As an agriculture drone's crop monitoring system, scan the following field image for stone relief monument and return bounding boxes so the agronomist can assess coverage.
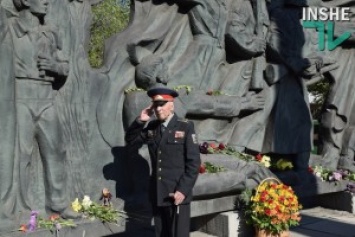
[0,0,353,233]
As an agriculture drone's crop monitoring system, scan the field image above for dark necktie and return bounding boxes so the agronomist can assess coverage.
[160,124,166,136]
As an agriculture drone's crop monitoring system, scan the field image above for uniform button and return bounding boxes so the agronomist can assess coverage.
[159,168,162,171]
[158,177,162,180]
[159,159,162,163]
[158,150,162,154]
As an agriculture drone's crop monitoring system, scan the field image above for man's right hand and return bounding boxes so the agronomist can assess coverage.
[139,105,154,122]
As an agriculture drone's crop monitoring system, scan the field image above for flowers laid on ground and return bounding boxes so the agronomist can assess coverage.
[241,178,302,235]
[37,214,76,232]
[124,87,144,94]
[19,211,76,233]
[173,84,193,94]
[310,165,355,182]
[346,183,355,193]
[71,192,124,223]
[199,142,254,161]
[206,89,227,96]
[199,142,273,168]
[255,153,271,168]
[124,85,193,95]
[199,162,226,174]
[19,211,38,233]
[18,189,125,233]
[273,158,293,171]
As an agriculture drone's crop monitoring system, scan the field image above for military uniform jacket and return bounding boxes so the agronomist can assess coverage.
[125,114,201,206]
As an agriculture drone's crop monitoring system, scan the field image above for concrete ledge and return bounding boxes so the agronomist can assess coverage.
[0,219,126,237]
[191,196,237,218]
[317,191,355,214]
[192,211,253,237]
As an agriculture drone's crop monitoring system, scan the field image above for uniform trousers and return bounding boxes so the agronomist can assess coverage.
[153,204,190,237]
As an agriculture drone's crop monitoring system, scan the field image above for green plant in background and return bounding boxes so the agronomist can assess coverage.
[89,0,130,67]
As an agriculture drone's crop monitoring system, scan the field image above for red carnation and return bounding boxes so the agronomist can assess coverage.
[255,153,263,161]
[218,143,226,150]
[49,214,60,221]
[265,209,271,216]
[199,164,206,174]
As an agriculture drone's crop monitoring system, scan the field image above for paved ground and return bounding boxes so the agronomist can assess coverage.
[190,207,355,237]
[289,207,355,237]
[111,207,355,237]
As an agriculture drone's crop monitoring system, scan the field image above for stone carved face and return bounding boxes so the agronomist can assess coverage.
[26,0,48,16]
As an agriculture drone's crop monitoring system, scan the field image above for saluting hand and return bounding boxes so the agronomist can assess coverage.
[139,105,154,122]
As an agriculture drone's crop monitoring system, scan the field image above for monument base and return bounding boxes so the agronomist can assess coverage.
[317,191,355,214]
[0,218,125,237]
[192,211,253,237]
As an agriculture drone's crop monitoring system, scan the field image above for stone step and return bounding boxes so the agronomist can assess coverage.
[190,231,218,237]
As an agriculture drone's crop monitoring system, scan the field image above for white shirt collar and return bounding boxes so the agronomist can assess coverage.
[162,113,174,127]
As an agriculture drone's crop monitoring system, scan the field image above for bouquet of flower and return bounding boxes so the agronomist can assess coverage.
[18,211,76,233]
[199,142,256,161]
[37,214,76,232]
[71,194,124,223]
[198,161,225,174]
[242,178,302,236]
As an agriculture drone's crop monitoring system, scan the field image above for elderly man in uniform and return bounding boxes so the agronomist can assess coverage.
[125,86,201,237]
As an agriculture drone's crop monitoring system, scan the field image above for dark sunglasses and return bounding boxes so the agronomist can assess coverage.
[153,101,168,107]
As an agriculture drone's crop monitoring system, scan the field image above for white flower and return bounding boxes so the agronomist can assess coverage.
[315,172,322,178]
[82,195,92,209]
[261,155,271,168]
[314,166,323,173]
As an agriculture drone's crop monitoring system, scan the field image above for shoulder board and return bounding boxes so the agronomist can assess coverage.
[177,118,189,123]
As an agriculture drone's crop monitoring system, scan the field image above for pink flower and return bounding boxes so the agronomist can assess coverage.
[28,211,39,232]
[332,171,342,181]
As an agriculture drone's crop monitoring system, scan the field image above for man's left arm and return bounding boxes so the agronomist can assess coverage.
[176,121,201,198]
